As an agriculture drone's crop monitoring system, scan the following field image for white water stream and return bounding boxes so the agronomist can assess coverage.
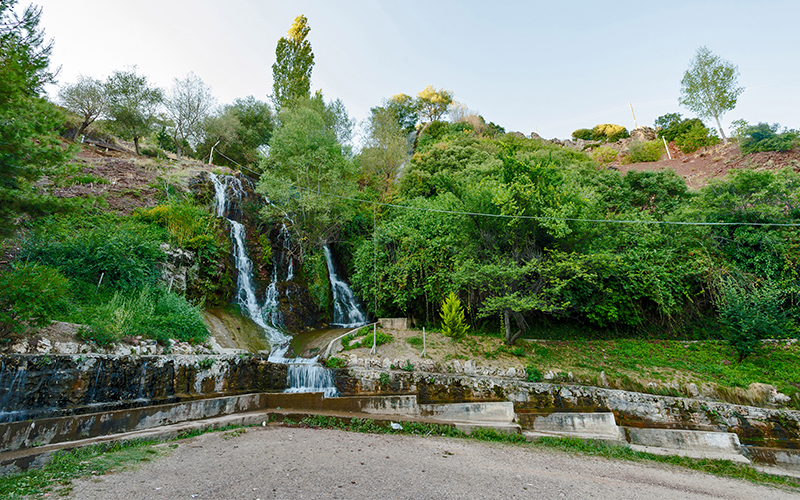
[210,173,337,396]
[323,245,368,328]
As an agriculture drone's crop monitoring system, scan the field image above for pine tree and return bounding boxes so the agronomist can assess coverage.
[440,292,469,355]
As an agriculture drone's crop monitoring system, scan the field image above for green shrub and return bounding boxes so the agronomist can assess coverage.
[740,122,799,154]
[0,262,70,339]
[82,286,208,345]
[440,292,469,353]
[572,128,594,141]
[675,122,720,153]
[141,145,166,158]
[134,197,219,252]
[622,140,664,164]
[592,146,618,164]
[716,276,788,362]
[22,216,165,291]
[525,364,543,382]
[342,330,393,350]
[324,357,346,369]
[592,124,629,143]
[406,335,423,346]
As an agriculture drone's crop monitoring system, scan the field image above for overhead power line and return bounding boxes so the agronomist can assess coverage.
[285,184,800,228]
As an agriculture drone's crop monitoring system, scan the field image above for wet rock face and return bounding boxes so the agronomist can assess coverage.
[0,354,287,423]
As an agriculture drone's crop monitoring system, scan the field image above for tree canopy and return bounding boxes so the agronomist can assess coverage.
[104,67,163,155]
[164,72,215,159]
[58,75,105,139]
[272,14,314,110]
[679,46,744,142]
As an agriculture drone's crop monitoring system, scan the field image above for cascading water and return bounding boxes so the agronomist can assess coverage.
[323,245,368,328]
[210,172,336,396]
[268,345,337,397]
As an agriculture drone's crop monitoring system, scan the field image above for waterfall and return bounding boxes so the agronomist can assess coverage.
[323,245,368,328]
[210,172,336,396]
[268,345,337,397]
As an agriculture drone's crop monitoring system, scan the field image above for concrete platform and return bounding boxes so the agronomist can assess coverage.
[527,412,622,440]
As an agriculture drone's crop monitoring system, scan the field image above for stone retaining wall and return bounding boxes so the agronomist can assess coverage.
[336,367,800,449]
[0,354,286,423]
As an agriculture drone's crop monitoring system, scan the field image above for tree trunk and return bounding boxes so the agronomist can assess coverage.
[74,121,89,141]
[504,310,526,346]
[133,137,140,155]
[714,114,728,143]
[176,142,183,160]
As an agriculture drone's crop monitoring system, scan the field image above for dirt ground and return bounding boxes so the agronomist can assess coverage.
[614,141,800,190]
[68,426,798,500]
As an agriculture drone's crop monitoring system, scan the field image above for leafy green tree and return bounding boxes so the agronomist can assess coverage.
[0,0,72,235]
[387,93,420,135]
[58,75,105,140]
[257,96,356,259]
[272,14,314,110]
[679,46,744,142]
[359,106,410,193]
[440,292,469,354]
[104,67,163,155]
[164,72,214,160]
[416,85,454,124]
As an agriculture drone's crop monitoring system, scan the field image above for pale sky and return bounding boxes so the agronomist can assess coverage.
[33,0,800,142]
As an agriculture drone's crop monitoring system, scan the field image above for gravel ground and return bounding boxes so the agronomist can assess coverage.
[69,426,797,500]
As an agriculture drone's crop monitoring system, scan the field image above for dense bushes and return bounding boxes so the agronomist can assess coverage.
[0,262,70,339]
[622,140,664,163]
[22,216,165,291]
[655,113,719,153]
[739,122,798,154]
[18,213,210,345]
[572,124,629,142]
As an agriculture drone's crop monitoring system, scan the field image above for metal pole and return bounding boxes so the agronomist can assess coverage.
[96,272,104,293]
[421,327,426,358]
[370,323,377,355]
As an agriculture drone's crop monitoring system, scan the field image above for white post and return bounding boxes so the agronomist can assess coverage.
[209,140,220,165]
[370,323,377,355]
[629,102,638,130]
[96,272,104,293]
[421,327,426,358]
[663,136,672,160]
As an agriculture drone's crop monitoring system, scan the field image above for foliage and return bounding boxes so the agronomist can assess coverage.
[164,72,214,159]
[82,285,208,345]
[592,146,618,164]
[679,46,744,142]
[197,96,274,167]
[440,292,469,350]
[572,128,594,141]
[104,66,164,155]
[716,275,789,362]
[359,105,410,193]
[0,261,69,339]
[257,95,356,256]
[739,122,799,154]
[621,140,664,164]
[304,250,331,315]
[0,0,73,235]
[386,93,419,135]
[416,85,454,124]
[341,327,392,350]
[655,114,720,153]
[272,14,314,110]
[591,123,629,142]
[324,356,346,369]
[21,215,166,291]
[58,75,105,139]
[525,364,543,382]
[675,121,720,153]
[134,196,219,252]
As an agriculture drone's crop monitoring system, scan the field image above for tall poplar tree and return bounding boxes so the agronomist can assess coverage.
[271,15,314,110]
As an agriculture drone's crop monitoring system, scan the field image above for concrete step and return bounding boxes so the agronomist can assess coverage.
[521,411,623,440]
[419,402,516,423]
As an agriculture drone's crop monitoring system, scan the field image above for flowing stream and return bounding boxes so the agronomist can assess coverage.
[210,173,337,396]
[323,245,368,328]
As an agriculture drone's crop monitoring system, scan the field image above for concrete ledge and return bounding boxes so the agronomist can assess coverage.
[745,446,800,471]
[378,318,409,330]
[629,444,751,465]
[625,427,742,453]
[526,412,622,440]
[419,402,515,423]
